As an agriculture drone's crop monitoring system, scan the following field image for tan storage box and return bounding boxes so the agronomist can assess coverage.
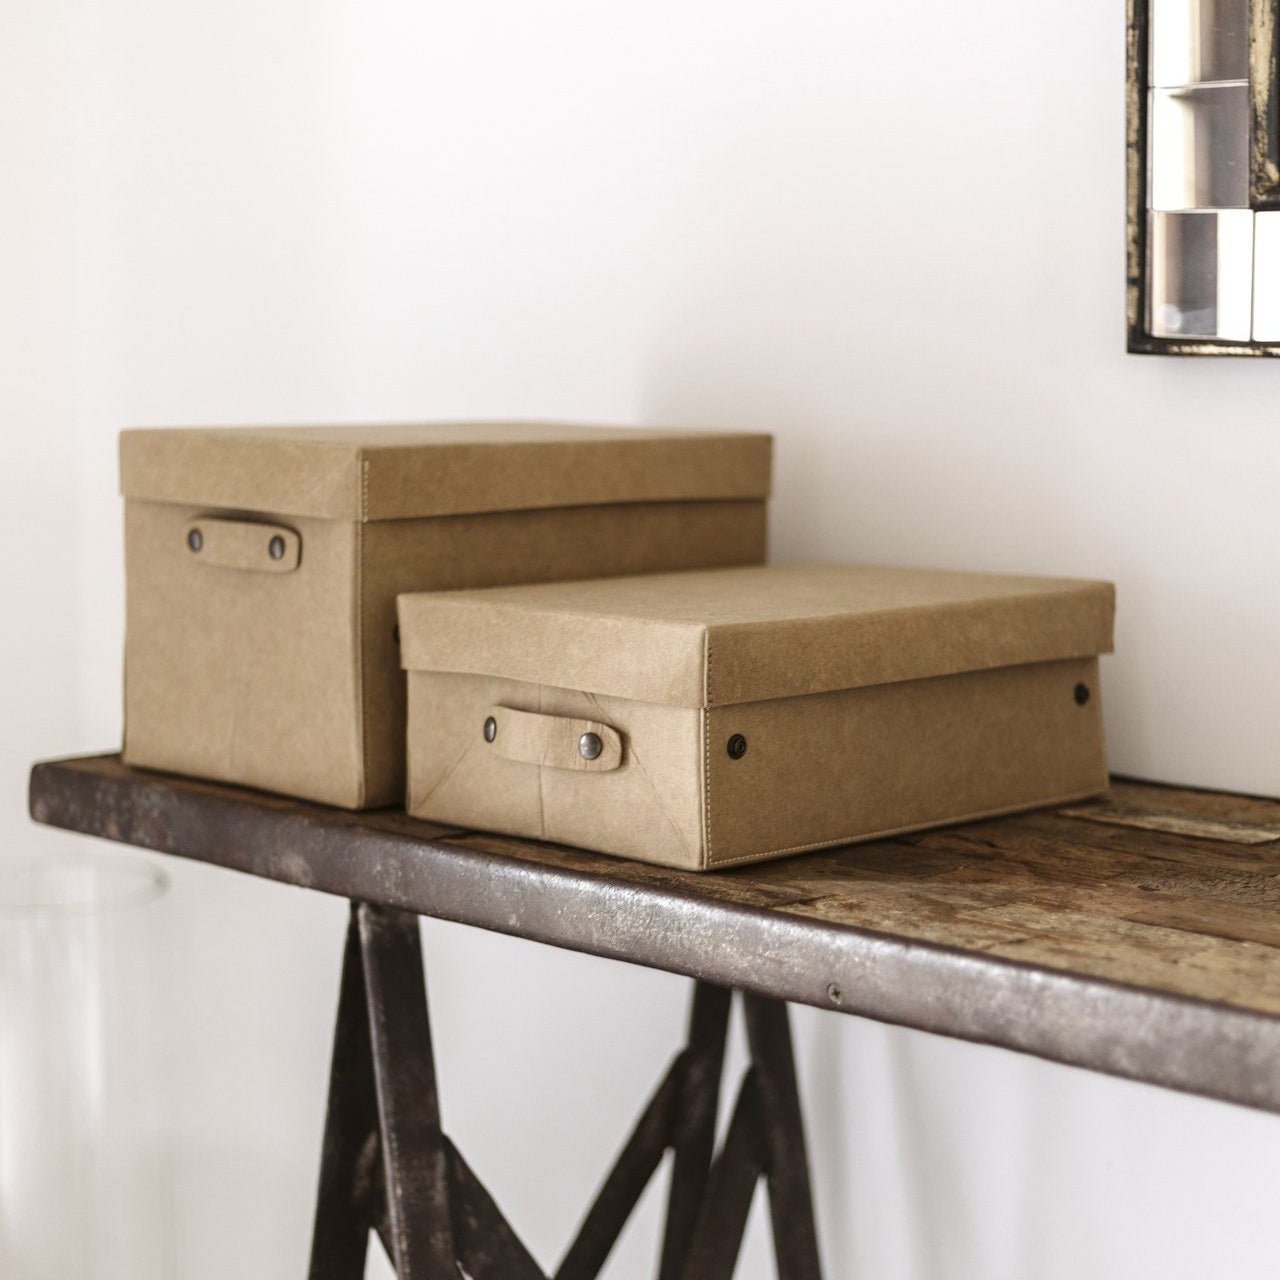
[121,423,770,808]
[399,563,1115,869]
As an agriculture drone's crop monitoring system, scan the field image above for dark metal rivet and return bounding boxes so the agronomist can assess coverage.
[727,734,747,760]
[578,732,602,761]
[268,535,286,561]
[826,982,843,1005]
[187,528,203,553]
[483,716,497,743]
[1074,683,1091,706]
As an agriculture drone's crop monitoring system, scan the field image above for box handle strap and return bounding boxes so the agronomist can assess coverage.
[183,518,301,574]
[486,706,623,773]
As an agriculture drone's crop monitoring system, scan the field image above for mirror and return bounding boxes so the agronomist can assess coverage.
[1128,0,1280,353]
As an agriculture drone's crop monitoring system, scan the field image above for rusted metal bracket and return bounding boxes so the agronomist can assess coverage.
[307,902,822,1280]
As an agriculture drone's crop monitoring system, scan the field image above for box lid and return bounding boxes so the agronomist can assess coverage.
[120,422,772,521]
[398,562,1115,708]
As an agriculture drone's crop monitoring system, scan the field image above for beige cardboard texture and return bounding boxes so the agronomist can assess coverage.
[125,502,365,806]
[401,564,1115,869]
[407,672,705,864]
[122,424,770,808]
[702,657,1106,868]
[358,501,766,806]
[121,423,772,520]
[398,562,1116,707]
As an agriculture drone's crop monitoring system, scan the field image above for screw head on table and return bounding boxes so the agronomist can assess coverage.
[483,716,497,743]
[578,732,602,761]
[186,528,203,553]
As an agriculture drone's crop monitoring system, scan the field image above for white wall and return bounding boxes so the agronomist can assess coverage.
[4,1,1280,1276]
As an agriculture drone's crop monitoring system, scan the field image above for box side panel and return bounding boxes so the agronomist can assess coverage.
[120,425,771,522]
[120,431,362,519]
[123,500,364,807]
[365,431,772,519]
[704,657,1108,868]
[704,571,1114,707]
[361,498,766,807]
[406,671,705,869]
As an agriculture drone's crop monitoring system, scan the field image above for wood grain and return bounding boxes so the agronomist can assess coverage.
[420,783,1280,1014]
[27,754,1280,1112]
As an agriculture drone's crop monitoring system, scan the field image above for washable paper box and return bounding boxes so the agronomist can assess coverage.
[398,562,1115,869]
[121,423,771,808]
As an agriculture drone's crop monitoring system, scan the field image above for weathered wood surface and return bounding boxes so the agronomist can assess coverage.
[28,754,1280,1113]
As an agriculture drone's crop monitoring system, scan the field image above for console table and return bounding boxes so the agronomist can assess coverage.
[28,754,1280,1279]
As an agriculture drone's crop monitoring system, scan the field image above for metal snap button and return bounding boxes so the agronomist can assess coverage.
[186,528,203,553]
[578,732,603,761]
[483,716,497,743]
[727,733,747,760]
[268,535,286,560]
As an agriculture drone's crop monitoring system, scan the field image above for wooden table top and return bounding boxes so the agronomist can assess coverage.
[29,754,1280,1114]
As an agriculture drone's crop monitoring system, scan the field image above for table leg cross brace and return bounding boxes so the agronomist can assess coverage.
[307,903,823,1280]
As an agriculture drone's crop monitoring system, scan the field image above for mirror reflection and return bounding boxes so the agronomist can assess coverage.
[1149,210,1253,338]
[1149,0,1248,87]
[1149,84,1248,210]
[1251,214,1280,340]
[1140,0,1275,347]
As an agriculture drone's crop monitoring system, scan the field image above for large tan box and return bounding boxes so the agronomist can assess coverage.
[121,424,770,808]
[399,563,1115,869]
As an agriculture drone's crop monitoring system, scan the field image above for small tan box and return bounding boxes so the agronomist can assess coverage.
[121,423,770,808]
[399,563,1115,869]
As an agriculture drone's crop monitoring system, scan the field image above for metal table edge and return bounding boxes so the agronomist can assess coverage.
[28,753,1280,1117]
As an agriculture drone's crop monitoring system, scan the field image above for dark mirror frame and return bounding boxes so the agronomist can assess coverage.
[1127,0,1280,355]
